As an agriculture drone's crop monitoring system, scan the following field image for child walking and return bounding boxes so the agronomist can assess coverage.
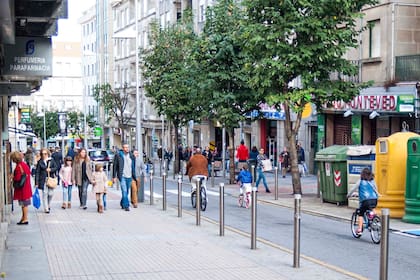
[59,156,73,209]
[92,163,108,213]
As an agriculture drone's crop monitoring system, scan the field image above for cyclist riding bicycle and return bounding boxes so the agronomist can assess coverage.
[347,167,380,235]
[186,147,209,193]
[237,163,252,195]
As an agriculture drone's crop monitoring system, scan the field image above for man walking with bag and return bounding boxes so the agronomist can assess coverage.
[113,144,136,211]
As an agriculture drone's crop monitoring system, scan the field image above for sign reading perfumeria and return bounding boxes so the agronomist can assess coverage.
[3,37,52,77]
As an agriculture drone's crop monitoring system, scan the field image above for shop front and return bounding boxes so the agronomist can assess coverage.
[318,85,418,148]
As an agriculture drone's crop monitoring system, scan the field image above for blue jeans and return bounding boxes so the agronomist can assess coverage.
[103,193,107,209]
[256,167,269,191]
[63,185,72,203]
[78,180,89,207]
[120,177,132,209]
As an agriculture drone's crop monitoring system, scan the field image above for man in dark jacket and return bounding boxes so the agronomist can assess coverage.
[113,143,136,211]
[51,146,63,184]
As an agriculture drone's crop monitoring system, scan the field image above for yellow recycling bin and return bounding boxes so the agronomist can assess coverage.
[375,131,418,218]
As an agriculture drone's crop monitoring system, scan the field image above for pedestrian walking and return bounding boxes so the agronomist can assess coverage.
[279,147,290,178]
[132,149,146,208]
[35,148,58,213]
[236,140,249,165]
[92,163,108,213]
[51,146,63,184]
[10,151,32,225]
[297,142,307,176]
[255,148,271,193]
[59,156,73,209]
[113,143,136,211]
[72,148,93,210]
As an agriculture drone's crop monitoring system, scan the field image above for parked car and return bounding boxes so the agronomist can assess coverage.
[88,149,110,162]
[106,149,115,162]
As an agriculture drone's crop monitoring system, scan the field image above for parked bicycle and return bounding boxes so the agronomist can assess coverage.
[191,176,207,211]
[351,208,381,244]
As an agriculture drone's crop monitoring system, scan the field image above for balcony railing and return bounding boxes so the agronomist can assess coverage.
[395,54,420,81]
[329,60,360,83]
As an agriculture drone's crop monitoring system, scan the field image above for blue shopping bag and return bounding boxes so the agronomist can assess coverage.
[32,188,41,209]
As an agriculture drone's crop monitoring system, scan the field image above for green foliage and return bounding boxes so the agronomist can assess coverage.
[196,0,260,130]
[93,83,134,128]
[140,10,203,127]
[30,110,59,140]
[240,0,378,193]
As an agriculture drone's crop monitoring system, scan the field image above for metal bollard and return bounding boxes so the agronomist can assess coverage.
[138,173,145,203]
[177,175,182,217]
[196,178,201,226]
[211,162,215,188]
[251,186,257,249]
[274,166,279,200]
[162,172,167,211]
[380,208,390,280]
[149,170,154,205]
[251,165,255,183]
[159,158,162,177]
[293,194,301,268]
[219,183,225,236]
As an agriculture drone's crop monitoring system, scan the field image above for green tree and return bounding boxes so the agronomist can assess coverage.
[93,83,134,143]
[240,0,377,194]
[141,11,203,174]
[31,110,59,142]
[197,0,261,183]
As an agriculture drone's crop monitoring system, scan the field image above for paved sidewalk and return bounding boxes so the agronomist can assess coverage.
[2,186,361,280]
[1,170,419,279]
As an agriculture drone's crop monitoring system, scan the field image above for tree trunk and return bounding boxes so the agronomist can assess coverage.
[228,129,236,184]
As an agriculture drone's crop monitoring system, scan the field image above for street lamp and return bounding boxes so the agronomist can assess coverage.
[37,110,46,147]
[112,1,143,157]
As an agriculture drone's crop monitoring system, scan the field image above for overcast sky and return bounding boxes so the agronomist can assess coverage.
[54,0,95,42]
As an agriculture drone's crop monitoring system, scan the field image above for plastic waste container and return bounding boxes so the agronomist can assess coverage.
[403,137,420,224]
[375,131,418,218]
[346,146,376,209]
[315,145,349,205]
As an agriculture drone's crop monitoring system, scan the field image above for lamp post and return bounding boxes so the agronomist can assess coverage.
[37,110,46,147]
[135,0,143,157]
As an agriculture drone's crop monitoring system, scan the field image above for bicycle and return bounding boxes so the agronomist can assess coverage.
[191,176,207,211]
[350,208,381,244]
[238,183,252,208]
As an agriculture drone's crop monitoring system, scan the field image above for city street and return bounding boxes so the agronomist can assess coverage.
[3,171,419,279]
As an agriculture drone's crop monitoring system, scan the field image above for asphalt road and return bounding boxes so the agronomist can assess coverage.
[145,179,420,280]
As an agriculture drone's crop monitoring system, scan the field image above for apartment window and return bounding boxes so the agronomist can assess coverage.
[368,20,380,58]
[199,5,205,22]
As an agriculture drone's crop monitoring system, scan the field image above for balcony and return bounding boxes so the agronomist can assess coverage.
[395,54,420,82]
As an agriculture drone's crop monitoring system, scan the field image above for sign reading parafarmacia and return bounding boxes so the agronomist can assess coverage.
[3,37,52,77]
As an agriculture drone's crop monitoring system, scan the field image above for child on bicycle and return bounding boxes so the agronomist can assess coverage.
[347,168,380,235]
[237,164,253,196]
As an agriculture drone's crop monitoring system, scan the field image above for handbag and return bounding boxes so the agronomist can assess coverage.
[261,159,272,172]
[13,165,27,189]
[32,188,41,209]
[46,161,58,189]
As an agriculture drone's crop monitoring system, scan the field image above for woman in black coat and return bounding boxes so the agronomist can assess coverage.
[35,148,58,213]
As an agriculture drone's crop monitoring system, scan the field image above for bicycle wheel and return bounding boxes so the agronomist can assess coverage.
[245,193,251,209]
[238,194,244,207]
[370,215,381,244]
[351,212,361,238]
[200,187,207,211]
[191,191,196,208]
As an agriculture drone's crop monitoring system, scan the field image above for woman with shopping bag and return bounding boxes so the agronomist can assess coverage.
[10,151,32,224]
[34,148,58,213]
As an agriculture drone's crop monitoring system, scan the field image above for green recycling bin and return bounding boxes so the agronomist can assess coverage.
[403,137,420,224]
[315,145,349,205]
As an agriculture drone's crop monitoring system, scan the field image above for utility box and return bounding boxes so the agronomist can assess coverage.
[376,131,418,218]
[315,145,349,205]
[403,137,420,224]
[346,146,376,209]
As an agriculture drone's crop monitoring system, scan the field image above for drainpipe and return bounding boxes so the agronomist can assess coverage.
[391,3,395,81]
